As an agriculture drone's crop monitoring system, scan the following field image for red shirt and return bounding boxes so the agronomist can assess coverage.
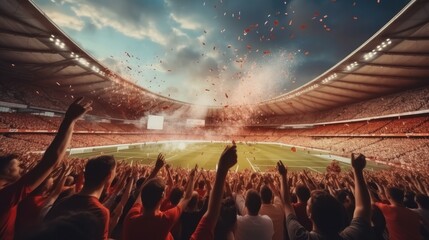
[0,178,32,240]
[375,202,423,240]
[123,203,182,240]
[160,199,175,212]
[45,194,110,240]
[196,189,206,198]
[292,202,312,231]
[15,194,45,238]
[190,216,214,240]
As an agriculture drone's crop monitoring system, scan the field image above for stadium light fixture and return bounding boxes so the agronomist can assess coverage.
[322,73,337,84]
[286,84,320,99]
[363,38,393,61]
[345,61,358,71]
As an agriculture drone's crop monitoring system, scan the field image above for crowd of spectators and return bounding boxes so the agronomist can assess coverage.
[244,86,429,126]
[0,110,428,170]
[1,99,429,240]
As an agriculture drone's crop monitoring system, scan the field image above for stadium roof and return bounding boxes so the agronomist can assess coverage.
[0,0,429,119]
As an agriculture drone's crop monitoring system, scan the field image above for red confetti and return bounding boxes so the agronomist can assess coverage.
[263,50,271,55]
[300,24,307,30]
[273,20,279,26]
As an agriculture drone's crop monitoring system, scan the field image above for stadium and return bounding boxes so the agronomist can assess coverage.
[0,0,428,240]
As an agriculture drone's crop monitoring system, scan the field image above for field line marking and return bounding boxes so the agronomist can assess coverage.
[307,167,322,173]
[245,157,257,172]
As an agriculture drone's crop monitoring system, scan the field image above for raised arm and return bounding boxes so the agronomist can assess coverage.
[277,160,295,216]
[135,154,165,204]
[146,153,166,181]
[351,153,371,223]
[203,143,237,230]
[22,98,91,191]
[177,165,198,210]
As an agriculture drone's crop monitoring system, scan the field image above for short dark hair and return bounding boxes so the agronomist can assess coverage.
[387,187,404,203]
[309,190,346,235]
[187,193,199,210]
[198,180,205,189]
[84,155,116,189]
[260,185,273,204]
[169,187,184,205]
[0,154,19,173]
[296,185,310,203]
[415,194,429,209]
[141,178,165,210]
[215,197,237,240]
[245,190,261,215]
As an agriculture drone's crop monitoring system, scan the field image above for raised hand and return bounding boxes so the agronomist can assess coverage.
[351,153,366,172]
[155,153,165,169]
[64,97,92,121]
[218,142,237,172]
[189,164,198,179]
[276,160,287,177]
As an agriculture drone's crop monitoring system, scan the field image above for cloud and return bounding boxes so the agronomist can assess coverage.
[69,4,168,45]
[44,10,84,31]
[170,13,201,30]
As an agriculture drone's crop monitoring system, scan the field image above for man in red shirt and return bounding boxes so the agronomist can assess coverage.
[0,98,91,240]
[374,187,425,240]
[45,155,116,240]
[292,185,312,231]
[123,157,197,240]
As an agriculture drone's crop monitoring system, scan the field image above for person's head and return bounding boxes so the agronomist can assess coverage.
[0,154,21,182]
[169,187,184,206]
[186,192,199,211]
[415,194,429,210]
[336,189,354,209]
[140,177,165,210]
[198,180,205,190]
[387,187,404,204]
[260,185,273,204]
[214,197,237,240]
[83,155,116,190]
[245,189,261,216]
[296,185,310,203]
[307,190,346,236]
[404,191,417,209]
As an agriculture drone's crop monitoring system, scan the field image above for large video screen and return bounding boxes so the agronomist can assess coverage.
[147,115,164,130]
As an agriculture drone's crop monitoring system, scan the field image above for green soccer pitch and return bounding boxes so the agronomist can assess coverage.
[69,142,389,173]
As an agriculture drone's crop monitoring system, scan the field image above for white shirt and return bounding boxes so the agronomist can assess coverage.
[259,197,285,240]
[235,214,274,240]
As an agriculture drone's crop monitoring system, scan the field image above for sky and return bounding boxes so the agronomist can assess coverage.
[34,0,410,106]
